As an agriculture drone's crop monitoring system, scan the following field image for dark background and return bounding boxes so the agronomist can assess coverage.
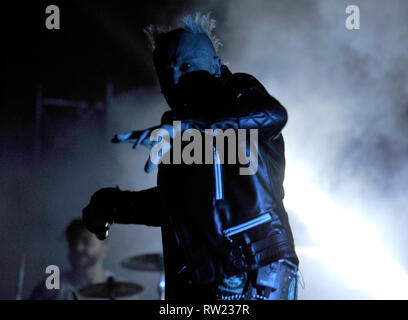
[1,0,408,299]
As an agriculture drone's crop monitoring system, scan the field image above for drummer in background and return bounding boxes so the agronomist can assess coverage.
[30,218,114,300]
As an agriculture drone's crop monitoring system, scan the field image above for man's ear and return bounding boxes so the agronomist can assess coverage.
[212,56,222,77]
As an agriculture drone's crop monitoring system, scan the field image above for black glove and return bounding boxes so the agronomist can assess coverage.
[82,187,121,240]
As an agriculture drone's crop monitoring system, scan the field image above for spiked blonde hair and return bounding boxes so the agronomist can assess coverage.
[144,12,222,53]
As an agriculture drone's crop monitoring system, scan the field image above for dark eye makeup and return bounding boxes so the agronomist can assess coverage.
[180,63,192,72]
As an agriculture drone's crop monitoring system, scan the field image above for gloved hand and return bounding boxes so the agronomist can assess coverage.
[112,128,154,150]
[112,124,174,174]
[82,187,121,240]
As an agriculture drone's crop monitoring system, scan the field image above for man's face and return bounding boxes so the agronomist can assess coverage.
[68,231,107,270]
[153,30,221,107]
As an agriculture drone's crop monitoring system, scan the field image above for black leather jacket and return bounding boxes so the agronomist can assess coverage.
[113,67,298,298]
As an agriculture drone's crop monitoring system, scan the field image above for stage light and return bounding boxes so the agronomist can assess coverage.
[284,161,408,299]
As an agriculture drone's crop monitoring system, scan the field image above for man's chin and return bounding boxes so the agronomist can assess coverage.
[71,258,93,269]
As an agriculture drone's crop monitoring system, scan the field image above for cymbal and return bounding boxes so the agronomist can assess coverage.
[79,277,143,299]
[121,253,164,272]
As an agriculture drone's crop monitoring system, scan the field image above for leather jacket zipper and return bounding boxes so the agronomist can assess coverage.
[213,146,224,200]
[223,213,272,240]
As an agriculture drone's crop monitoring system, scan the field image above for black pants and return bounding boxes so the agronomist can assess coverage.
[169,259,298,300]
[215,259,298,300]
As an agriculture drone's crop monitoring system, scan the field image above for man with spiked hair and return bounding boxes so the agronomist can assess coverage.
[83,12,299,300]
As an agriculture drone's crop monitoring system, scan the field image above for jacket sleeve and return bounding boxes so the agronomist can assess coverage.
[115,187,162,227]
[179,73,288,140]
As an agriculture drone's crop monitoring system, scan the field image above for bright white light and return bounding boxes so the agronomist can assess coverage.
[284,160,408,299]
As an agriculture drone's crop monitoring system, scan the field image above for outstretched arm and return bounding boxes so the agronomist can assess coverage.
[82,187,161,240]
[177,72,288,140]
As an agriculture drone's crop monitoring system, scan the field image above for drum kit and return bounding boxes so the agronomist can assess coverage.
[78,253,165,300]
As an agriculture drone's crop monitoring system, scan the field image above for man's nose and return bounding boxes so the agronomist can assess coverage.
[74,243,85,253]
[172,68,182,85]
